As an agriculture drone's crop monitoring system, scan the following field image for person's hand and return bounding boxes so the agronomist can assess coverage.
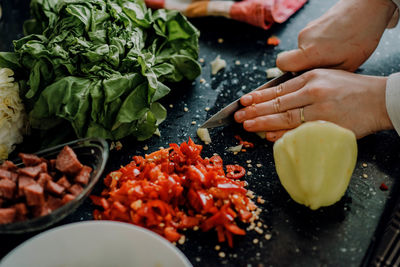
[234,69,393,141]
[276,0,397,72]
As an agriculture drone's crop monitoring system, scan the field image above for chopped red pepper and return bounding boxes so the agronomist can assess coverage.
[234,135,254,148]
[91,138,256,247]
[226,165,246,179]
[380,182,389,191]
[267,35,280,46]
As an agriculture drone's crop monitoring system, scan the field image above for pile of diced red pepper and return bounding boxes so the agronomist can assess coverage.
[91,138,256,247]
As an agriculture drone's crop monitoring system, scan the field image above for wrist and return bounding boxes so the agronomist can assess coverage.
[376,77,394,131]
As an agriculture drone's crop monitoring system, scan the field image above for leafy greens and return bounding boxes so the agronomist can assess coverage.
[0,0,201,141]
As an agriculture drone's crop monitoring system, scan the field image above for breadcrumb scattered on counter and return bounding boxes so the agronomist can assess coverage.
[217,38,224,44]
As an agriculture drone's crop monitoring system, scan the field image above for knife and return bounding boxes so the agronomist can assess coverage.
[200,72,296,129]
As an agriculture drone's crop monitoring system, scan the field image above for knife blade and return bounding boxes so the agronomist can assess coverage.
[200,71,295,129]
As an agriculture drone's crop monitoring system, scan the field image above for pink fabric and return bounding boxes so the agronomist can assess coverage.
[230,0,307,29]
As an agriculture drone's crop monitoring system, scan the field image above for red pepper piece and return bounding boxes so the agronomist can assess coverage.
[380,182,389,191]
[226,165,246,179]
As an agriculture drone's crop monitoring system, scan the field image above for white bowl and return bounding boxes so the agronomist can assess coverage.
[0,221,192,267]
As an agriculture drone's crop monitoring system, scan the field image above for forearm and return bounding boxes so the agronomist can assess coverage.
[386,73,400,135]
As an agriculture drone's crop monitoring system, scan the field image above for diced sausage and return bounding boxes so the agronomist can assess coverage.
[18,153,41,166]
[56,176,71,189]
[75,166,92,185]
[0,179,16,199]
[24,183,45,206]
[47,195,64,211]
[0,161,17,171]
[49,159,57,170]
[18,164,44,178]
[0,208,16,224]
[10,173,18,183]
[56,146,83,175]
[13,203,28,221]
[46,180,65,195]
[37,173,52,187]
[68,184,83,196]
[0,169,12,180]
[18,176,36,196]
[32,204,51,217]
[62,194,75,204]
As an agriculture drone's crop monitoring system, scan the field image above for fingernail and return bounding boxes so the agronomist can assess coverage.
[244,120,255,128]
[241,95,253,104]
[235,111,245,121]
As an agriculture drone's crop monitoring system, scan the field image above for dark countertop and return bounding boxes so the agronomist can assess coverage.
[1,0,400,266]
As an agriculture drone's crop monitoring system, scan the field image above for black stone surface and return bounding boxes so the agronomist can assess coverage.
[1,0,400,266]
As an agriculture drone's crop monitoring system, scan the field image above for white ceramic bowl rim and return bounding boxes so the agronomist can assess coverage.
[0,221,192,267]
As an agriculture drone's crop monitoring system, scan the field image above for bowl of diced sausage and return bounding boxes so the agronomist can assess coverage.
[0,138,108,233]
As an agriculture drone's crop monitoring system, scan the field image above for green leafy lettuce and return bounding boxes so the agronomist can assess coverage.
[0,0,200,141]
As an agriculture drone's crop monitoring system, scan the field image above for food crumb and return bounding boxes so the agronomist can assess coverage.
[217,38,224,43]
[159,146,164,150]
[247,164,252,168]
[115,141,123,151]
[200,78,206,84]
[169,104,173,108]
[257,196,265,204]
[253,238,259,244]
[110,142,115,150]
[362,174,368,179]
[143,145,149,151]
[235,60,241,65]
[256,163,262,168]
[246,160,252,163]
[255,227,264,234]
[205,107,210,111]
[362,163,368,167]
[178,235,186,245]
[211,55,227,75]
[184,107,189,112]
[199,58,205,63]
[218,252,226,258]
[193,226,199,231]
[191,121,197,125]
[215,245,221,251]
[257,222,262,227]
[233,254,237,258]
[265,233,272,240]
[247,171,252,176]
[195,257,201,262]
[247,190,255,199]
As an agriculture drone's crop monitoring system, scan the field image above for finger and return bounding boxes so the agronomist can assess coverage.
[239,74,308,106]
[265,130,289,142]
[276,49,315,72]
[243,107,306,132]
[235,88,310,123]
